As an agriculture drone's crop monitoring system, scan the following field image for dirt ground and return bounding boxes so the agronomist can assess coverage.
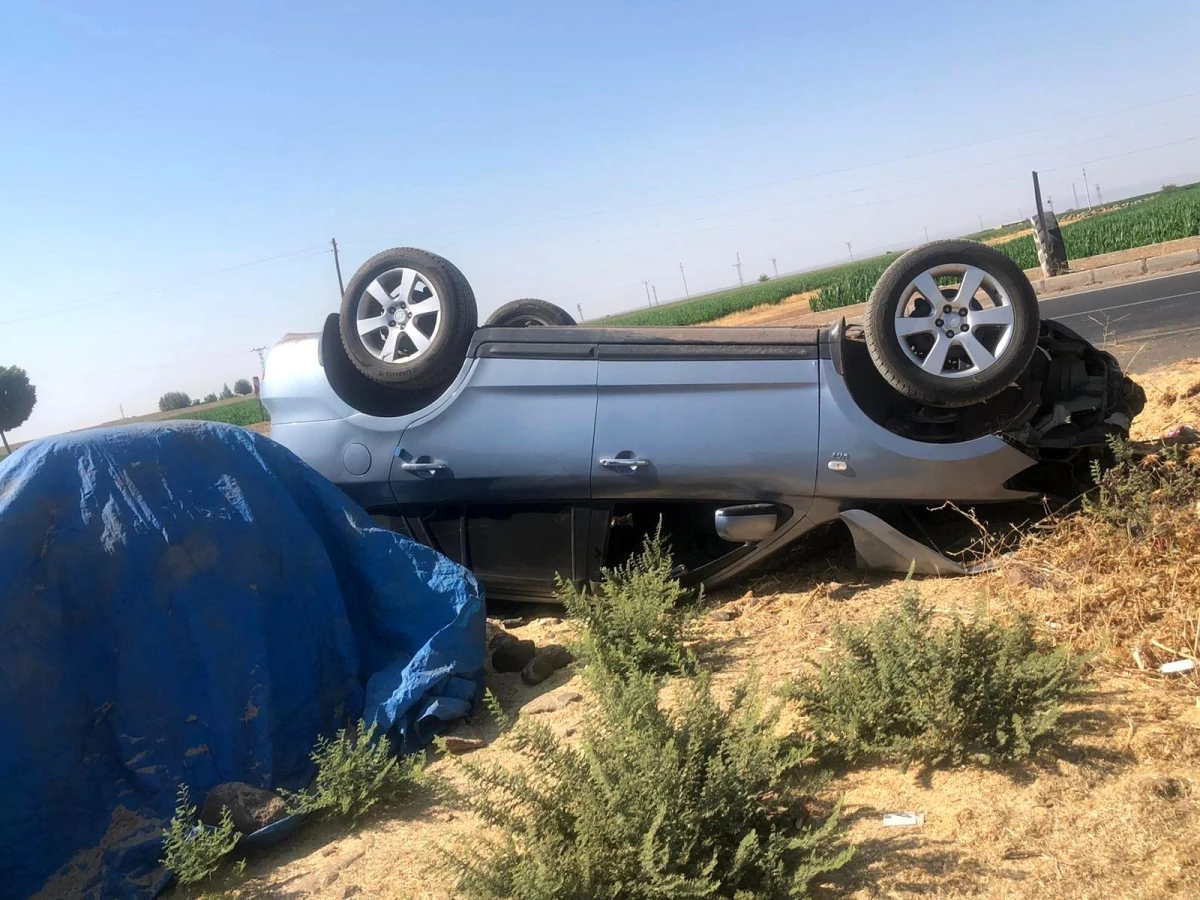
[186,360,1200,900]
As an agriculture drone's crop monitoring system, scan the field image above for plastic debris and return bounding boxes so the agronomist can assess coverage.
[881,812,925,827]
[1160,659,1196,675]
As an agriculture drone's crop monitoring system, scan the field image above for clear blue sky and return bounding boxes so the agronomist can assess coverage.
[3,0,1199,441]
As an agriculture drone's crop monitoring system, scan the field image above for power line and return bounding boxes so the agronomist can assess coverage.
[0,245,330,327]
[596,136,1195,247]
[380,90,1200,240]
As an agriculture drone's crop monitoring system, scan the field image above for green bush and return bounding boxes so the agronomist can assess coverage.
[161,785,241,885]
[789,586,1086,769]
[158,391,192,412]
[1087,436,1200,537]
[175,398,268,427]
[445,666,852,899]
[560,525,695,678]
[282,720,424,821]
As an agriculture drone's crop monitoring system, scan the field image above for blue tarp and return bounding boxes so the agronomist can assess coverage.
[0,421,486,899]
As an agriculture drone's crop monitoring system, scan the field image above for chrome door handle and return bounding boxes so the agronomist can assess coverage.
[600,457,651,469]
[400,461,448,472]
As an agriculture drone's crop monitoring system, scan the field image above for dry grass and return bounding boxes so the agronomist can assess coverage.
[173,361,1200,900]
[706,290,819,326]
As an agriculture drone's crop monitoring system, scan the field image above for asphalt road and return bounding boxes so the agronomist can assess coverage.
[1040,268,1200,372]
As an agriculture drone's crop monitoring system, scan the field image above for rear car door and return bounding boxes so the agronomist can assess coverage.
[590,331,821,510]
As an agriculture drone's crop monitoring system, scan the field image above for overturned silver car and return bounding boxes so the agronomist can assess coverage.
[261,240,1144,602]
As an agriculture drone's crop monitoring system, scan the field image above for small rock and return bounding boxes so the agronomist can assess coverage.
[563,726,578,737]
[342,886,361,899]
[710,608,739,621]
[525,690,583,715]
[441,736,486,754]
[521,644,575,685]
[493,638,537,672]
[199,782,287,834]
[489,630,518,651]
[322,870,341,887]
[532,616,562,627]
[501,617,525,628]
[321,845,338,857]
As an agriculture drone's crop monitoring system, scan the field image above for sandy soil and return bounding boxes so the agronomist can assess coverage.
[178,360,1200,900]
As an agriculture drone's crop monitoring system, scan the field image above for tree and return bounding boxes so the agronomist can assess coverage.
[0,365,37,455]
[233,378,252,396]
[204,393,218,404]
[758,273,770,282]
[219,383,234,400]
[158,391,192,412]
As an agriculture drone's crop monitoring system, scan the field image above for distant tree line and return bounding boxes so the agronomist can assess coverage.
[158,379,253,413]
[0,365,37,454]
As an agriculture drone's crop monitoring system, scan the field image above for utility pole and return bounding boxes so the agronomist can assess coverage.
[846,242,853,261]
[923,226,929,243]
[979,214,984,230]
[1072,183,1080,209]
[1094,183,1103,205]
[734,252,744,287]
[771,257,779,278]
[119,404,125,419]
[576,303,584,322]
[679,263,690,297]
[651,285,659,306]
[1082,169,1093,209]
[642,280,652,307]
[251,346,268,372]
[330,238,345,297]
[1047,195,1054,212]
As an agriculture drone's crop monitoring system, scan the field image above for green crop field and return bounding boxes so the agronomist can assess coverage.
[173,399,269,427]
[600,253,901,326]
[599,184,1200,327]
[997,184,1200,272]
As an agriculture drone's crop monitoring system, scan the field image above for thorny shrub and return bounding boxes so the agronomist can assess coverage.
[161,785,241,885]
[443,665,852,900]
[788,584,1087,769]
[281,720,424,821]
[559,525,696,678]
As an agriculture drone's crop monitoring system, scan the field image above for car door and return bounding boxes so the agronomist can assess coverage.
[390,354,598,504]
[389,351,599,600]
[590,352,820,511]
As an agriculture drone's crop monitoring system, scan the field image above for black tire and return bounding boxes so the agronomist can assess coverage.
[339,247,477,389]
[864,240,1040,408]
[484,298,576,327]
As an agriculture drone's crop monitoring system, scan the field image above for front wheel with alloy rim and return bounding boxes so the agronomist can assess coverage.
[338,247,478,389]
[864,240,1040,408]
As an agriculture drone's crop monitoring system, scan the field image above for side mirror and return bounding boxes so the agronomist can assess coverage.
[714,504,778,543]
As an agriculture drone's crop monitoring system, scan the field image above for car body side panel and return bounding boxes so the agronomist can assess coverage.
[591,359,820,513]
[815,359,1037,502]
[390,357,599,504]
[262,333,486,508]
